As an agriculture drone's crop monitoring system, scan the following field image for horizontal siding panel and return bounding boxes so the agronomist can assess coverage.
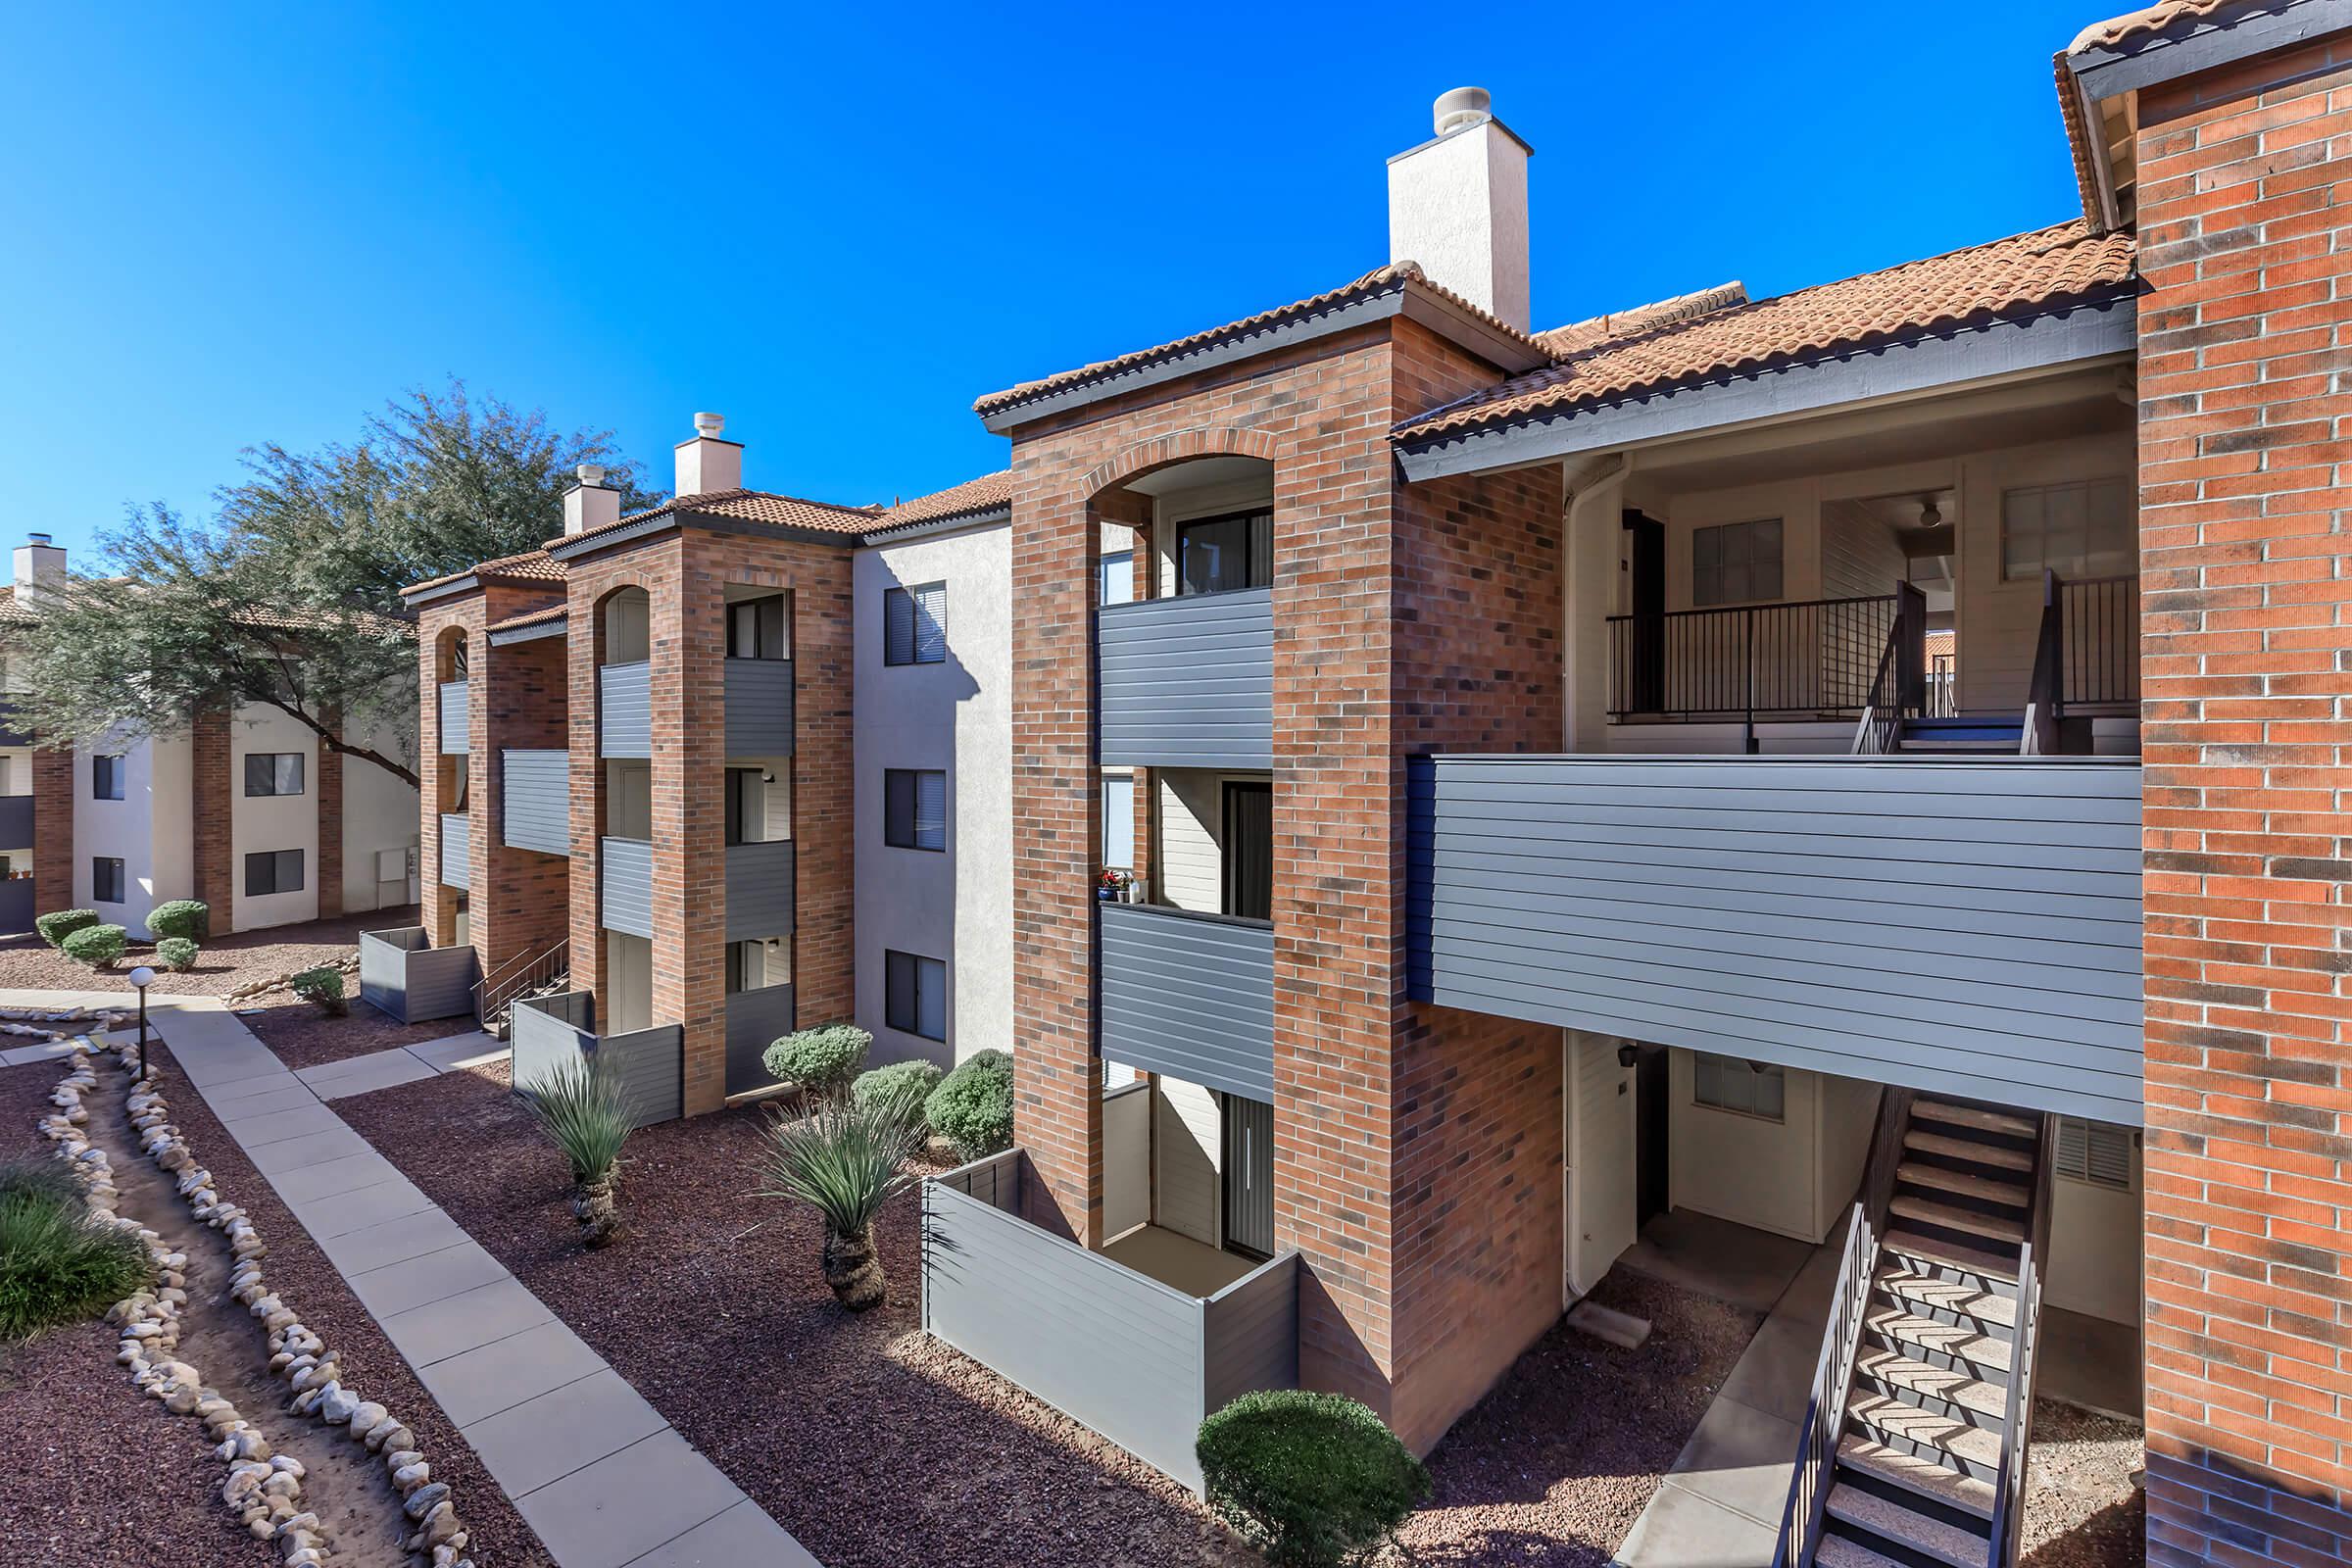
[0,700,29,749]
[600,837,656,938]
[1100,904,1274,1102]
[0,794,32,848]
[1408,756,2145,1125]
[438,681,469,755]
[1201,1254,1300,1414]
[1099,588,1271,769]
[724,839,797,942]
[0,878,31,935]
[500,750,571,857]
[723,983,796,1096]
[723,659,796,758]
[510,992,680,1128]
[438,813,469,889]
[598,662,652,759]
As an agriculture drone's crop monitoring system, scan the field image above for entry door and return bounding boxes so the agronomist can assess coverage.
[1624,512,1666,714]
[1635,1044,1670,1227]
[1221,781,1272,920]
[1221,1094,1275,1260]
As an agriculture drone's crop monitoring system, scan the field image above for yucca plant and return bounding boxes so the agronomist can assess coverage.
[755,1081,927,1310]
[0,1155,149,1341]
[522,1055,633,1249]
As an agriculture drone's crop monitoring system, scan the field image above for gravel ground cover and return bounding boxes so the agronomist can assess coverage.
[0,906,424,998]
[0,1059,279,1568]
[240,1004,475,1073]
[2022,1401,2145,1568]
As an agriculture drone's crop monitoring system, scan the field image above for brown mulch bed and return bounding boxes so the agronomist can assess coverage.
[341,1063,1257,1568]
[238,1003,475,1073]
[143,1045,557,1568]
[1394,1270,1762,1566]
[2022,1401,2145,1568]
[0,906,425,999]
[0,1060,278,1568]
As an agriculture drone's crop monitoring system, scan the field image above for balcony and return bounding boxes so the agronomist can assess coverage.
[1098,587,1271,769]
[723,839,796,942]
[599,661,652,759]
[1098,902,1273,1102]
[723,983,797,1098]
[0,877,33,936]
[511,990,682,1127]
[356,927,478,1025]
[1406,754,2145,1124]
[0,699,29,748]
[723,659,795,756]
[920,1150,1298,1493]
[500,750,570,857]
[437,813,469,889]
[599,837,655,938]
[437,680,469,754]
[0,794,32,849]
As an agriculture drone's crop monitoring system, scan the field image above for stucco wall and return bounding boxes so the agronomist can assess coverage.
[341,707,419,914]
[228,704,320,929]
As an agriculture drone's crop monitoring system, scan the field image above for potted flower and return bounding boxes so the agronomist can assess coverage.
[1098,867,1133,904]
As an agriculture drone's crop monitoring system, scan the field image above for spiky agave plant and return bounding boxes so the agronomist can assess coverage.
[755,1081,927,1311]
[522,1056,633,1249]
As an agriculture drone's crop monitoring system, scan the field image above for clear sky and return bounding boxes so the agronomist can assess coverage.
[3,1,2096,560]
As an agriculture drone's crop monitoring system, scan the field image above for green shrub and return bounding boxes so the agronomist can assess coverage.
[924,1049,1013,1160]
[60,925,125,969]
[34,909,99,949]
[154,937,200,973]
[1197,1391,1431,1566]
[762,1022,871,1103]
[144,901,210,942]
[521,1054,633,1247]
[755,1085,926,1309]
[853,1059,944,1135]
[0,1156,149,1342]
[290,966,347,1016]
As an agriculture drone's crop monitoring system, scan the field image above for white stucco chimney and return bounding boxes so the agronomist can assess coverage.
[1388,87,1533,331]
[563,465,623,535]
[11,533,67,612]
[673,413,743,497]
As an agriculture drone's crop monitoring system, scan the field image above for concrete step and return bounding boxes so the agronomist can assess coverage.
[1897,1160,2028,1209]
[1848,1390,2003,1479]
[1886,1227,2021,1285]
[1904,1129,2032,1173]
[1857,1348,2012,1427]
[1817,1536,1906,1568]
[1863,1302,2013,1375]
[1840,1434,1996,1521]
[1913,1101,2037,1140]
[1891,1194,2027,1247]
[1876,1264,2016,1329]
[1827,1483,1993,1568]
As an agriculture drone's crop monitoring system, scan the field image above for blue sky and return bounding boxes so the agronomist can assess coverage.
[3,2,2094,560]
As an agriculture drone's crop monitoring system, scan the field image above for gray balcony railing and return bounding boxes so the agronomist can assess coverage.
[500,750,570,857]
[0,794,32,850]
[511,990,682,1127]
[357,927,477,1024]
[724,838,796,942]
[921,1149,1298,1494]
[1098,901,1274,1102]
[437,813,469,888]
[723,983,797,1097]
[1098,587,1272,769]
[599,661,652,759]
[0,699,29,748]
[1405,754,2146,1125]
[437,680,470,754]
[599,836,656,938]
[0,878,34,936]
[723,659,795,757]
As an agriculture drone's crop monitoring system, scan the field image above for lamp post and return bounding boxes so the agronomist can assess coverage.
[126,965,155,1082]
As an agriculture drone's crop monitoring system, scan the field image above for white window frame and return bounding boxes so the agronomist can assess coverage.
[1691,518,1784,608]
[1690,1052,1786,1123]
[2001,477,2135,582]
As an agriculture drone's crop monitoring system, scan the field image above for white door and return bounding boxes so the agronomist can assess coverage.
[1567,1032,1639,1298]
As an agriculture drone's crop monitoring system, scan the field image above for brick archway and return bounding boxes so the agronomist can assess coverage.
[1079,425,1279,505]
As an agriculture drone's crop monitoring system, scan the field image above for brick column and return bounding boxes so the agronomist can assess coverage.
[31,743,72,916]
[316,716,343,921]
[190,706,233,931]
[416,605,477,951]
[475,612,569,982]
[2133,35,2352,1565]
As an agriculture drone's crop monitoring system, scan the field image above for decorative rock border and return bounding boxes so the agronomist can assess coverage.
[3,1004,127,1042]
[40,1040,482,1568]
[223,956,359,1009]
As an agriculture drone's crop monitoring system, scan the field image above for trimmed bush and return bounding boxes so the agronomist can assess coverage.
[290,966,348,1016]
[853,1059,944,1135]
[60,924,126,970]
[1197,1391,1431,1567]
[34,909,100,950]
[154,937,200,973]
[145,900,210,943]
[762,1022,871,1103]
[0,1154,150,1342]
[923,1049,1013,1160]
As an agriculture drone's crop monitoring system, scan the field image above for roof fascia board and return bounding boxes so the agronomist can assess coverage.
[546,508,874,566]
[1396,290,1551,378]
[487,615,567,647]
[2070,0,2352,100]
[401,574,480,608]
[860,505,1012,547]
[1396,294,2137,483]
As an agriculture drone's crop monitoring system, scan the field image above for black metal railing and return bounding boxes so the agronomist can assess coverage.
[2059,574,2138,710]
[474,937,569,1037]
[1853,584,1929,756]
[1610,595,1898,734]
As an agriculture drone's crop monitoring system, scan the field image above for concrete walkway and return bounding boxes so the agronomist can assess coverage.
[1,989,818,1568]
[292,1030,510,1102]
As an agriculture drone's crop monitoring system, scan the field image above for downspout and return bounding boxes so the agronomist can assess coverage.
[1560,453,1630,754]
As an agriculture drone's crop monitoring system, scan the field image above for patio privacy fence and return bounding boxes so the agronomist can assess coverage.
[357,927,477,1025]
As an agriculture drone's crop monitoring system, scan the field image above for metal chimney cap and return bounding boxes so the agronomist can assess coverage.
[692,412,726,437]
[25,532,51,547]
[575,464,607,487]
[1433,86,1491,135]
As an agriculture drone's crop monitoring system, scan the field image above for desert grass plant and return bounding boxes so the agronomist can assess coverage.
[522,1055,633,1248]
[755,1081,927,1311]
[0,1153,149,1342]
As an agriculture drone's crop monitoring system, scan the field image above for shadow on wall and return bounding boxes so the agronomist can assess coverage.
[2144,1446,2352,1564]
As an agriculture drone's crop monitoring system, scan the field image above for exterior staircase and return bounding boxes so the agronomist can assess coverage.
[1892,714,2027,754]
[474,940,570,1040]
[1776,1092,2055,1568]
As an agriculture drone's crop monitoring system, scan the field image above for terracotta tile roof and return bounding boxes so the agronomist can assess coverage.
[1395,220,2138,443]
[871,471,1012,533]
[973,262,1551,419]
[551,489,882,553]
[2070,0,2239,52]
[404,548,564,597]
[0,586,35,625]
[2054,48,2111,229]
[1536,282,1749,356]
[488,603,567,635]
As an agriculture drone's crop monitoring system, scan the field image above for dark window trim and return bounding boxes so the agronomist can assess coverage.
[243,752,307,798]
[243,848,305,898]
[883,582,948,666]
[91,856,125,905]
[92,754,125,801]
[1174,508,1274,599]
[884,948,947,1042]
[883,767,947,853]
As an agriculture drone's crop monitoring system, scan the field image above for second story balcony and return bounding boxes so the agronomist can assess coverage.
[599,661,652,759]
[1099,587,1271,770]
[437,812,469,888]
[600,836,656,938]
[724,657,794,756]
[500,750,570,857]
[724,837,795,942]
[1098,900,1273,1103]
[437,679,469,754]
[0,793,32,850]
[0,698,29,748]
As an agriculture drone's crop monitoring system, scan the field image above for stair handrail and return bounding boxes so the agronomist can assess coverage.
[2022,569,2064,756]
[473,937,569,1026]
[1985,1112,2057,1568]
[1848,584,1927,757]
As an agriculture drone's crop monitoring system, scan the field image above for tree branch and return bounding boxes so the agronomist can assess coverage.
[253,691,419,789]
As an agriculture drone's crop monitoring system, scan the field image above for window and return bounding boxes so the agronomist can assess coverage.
[1691,519,1783,607]
[727,595,788,660]
[243,753,305,797]
[726,939,789,994]
[92,754,125,801]
[1177,512,1273,596]
[2055,1117,2133,1191]
[885,950,948,1041]
[723,767,776,847]
[1222,781,1272,921]
[1102,772,1136,869]
[2002,478,2134,581]
[244,849,304,898]
[1691,1053,1785,1121]
[91,857,124,905]
[1099,550,1135,607]
[884,768,946,852]
[884,582,947,665]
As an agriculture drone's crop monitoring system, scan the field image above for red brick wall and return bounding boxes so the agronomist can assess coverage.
[31,743,71,917]
[2134,34,2352,1564]
[417,600,481,952]
[190,706,232,930]
[316,715,343,921]
[474,592,569,980]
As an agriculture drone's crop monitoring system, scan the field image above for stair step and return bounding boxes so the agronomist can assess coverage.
[1904,1129,2032,1173]
[1897,1161,2027,1209]
[1864,1303,2013,1375]
[1840,1434,1996,1521]
[1817,1537,1907,1568]
[1857,1348,2012,1424]
[1890,1195,2026,1247]
[1849,1391,2003,1476]
[1886,1227,2021,1284]
[1913,1101,2037,1140]
[1827,1483,1992,1568]
[1877,1264,2017,1329]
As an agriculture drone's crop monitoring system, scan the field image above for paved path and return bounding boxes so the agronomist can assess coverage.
[1,989,818,1568]
[292,1030,510,1101]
